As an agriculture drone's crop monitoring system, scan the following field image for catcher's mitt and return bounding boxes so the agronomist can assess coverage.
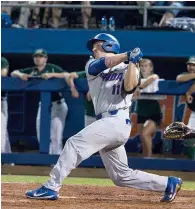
[163,122,195,147]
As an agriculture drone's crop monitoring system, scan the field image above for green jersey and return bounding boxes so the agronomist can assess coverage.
[19,63,64,75]
[77,71,86,78]
[76,71,95,117]
[19,63,65,102]
[1,57,9,69]
[1,57,9,98]
[85,99,96,117]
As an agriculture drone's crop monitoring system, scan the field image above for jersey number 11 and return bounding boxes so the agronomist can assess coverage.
[112,84,121,95]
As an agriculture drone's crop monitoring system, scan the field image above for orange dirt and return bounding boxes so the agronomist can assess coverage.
[2,183,195,209]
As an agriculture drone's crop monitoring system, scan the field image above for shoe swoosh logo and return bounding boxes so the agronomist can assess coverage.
[34,191,48,197]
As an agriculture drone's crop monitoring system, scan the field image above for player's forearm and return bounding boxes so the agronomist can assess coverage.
[105,53,128,68]
[187,84,195,95]
[124,63,139,92]
[159,12,174,27]
[140,74,159,89]
[176,74,195,82]
[52,72,70,79]
[67,72,79,90]
[11,70,24,77]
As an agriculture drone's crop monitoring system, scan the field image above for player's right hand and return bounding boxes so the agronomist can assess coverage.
[68,72,79,98]
[71,87,79,98]
[128,48,143,64]
[186,94,193,104]
[19,74,31,81]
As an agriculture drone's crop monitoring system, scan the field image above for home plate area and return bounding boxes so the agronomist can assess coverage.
[2,183,195,209]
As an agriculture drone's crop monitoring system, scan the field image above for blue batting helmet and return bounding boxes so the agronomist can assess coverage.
[87,33,120,54]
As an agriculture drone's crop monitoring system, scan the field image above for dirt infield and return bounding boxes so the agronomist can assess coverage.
[2,183,195,209]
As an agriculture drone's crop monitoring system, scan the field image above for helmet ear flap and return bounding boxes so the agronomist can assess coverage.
[102,41,119,54]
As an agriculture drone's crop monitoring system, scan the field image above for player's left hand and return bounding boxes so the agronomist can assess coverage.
[128,48,143,64]
[41,73,54,80]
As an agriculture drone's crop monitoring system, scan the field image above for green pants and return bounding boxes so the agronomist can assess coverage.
[187,147,195,160]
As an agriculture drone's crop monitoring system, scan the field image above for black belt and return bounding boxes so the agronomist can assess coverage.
[56,100,62,104]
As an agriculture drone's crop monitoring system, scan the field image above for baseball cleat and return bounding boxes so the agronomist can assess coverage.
[161,176,182,202]
[25,186,59,200]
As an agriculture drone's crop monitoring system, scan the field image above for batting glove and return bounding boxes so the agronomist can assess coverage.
[127,48,143,64]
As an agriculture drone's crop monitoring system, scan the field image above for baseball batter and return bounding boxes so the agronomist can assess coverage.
[26,33,182,202]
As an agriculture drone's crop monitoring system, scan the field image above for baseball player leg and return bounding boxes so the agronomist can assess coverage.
[1,100,11,153]
[36,105,51,152]
[100,145,168,191]
[36,105,41,144]
[50,102,68,154]
[44,115,129,191]
[85,115,96,127]
[187,111,195,130]
[5,130,11,153]
[1,110,7,153]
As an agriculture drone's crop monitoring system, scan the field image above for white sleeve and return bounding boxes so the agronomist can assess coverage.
[136,67,140,81]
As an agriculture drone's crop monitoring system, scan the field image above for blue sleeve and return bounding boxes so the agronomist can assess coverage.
[168,2,185,16]
[88,57,107,76]
[154,1,185,16]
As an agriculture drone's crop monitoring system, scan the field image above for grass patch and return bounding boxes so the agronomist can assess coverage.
[2,175,195,190]
[1,175,114,186]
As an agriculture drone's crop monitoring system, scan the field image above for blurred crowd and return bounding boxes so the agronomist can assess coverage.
[1,1,195,30]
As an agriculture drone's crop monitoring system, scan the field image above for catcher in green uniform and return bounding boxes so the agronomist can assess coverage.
[11,49,69,154]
